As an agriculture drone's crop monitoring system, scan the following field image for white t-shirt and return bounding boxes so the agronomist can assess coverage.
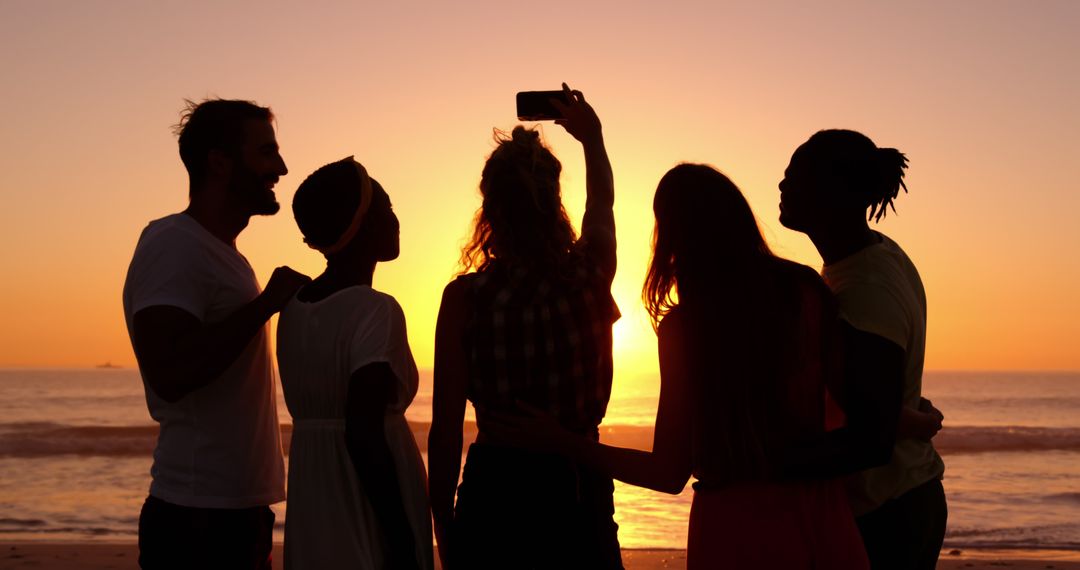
[122,213,286,509]
[822,232,945,515]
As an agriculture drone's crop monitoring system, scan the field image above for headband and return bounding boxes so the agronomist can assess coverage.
[308,157,373,255]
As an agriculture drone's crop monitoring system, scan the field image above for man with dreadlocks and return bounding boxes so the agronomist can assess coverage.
[778,129,947,570]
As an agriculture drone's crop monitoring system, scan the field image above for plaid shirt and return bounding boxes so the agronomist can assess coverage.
[458,252,620,434]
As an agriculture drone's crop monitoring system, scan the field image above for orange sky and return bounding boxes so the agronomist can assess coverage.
[1,1,1078,384]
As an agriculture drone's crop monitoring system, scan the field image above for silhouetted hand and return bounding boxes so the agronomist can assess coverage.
[552,83,602,146]
[481,401,573,454]
[900,397,944,441]
[919,397,945,438]
[261,266,311,312]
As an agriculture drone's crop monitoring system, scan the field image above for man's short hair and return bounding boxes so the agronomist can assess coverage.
[173,98,274,189]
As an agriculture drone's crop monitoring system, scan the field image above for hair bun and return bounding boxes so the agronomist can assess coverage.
[511,125,540,145]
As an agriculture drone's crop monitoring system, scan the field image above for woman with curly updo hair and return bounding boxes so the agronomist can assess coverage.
[459,126,578,274]
[428,84,622,569]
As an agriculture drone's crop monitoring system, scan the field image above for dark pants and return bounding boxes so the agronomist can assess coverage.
[856,478,947,570]
[138,495,275,570]
[453,443,624,570]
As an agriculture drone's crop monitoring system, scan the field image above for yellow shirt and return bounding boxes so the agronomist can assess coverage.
[822,232,945,516]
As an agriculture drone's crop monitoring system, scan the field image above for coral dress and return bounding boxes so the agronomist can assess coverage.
[685,271,869,570]
[688,479,867,569]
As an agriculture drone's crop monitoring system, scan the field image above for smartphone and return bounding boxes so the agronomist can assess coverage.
[516,90,570,121]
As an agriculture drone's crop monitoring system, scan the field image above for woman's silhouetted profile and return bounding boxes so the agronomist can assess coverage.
[277,157,432,570]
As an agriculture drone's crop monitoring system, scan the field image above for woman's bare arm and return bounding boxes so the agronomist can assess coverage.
[554,83,616,280]
[344,362,418,570]
[428,280,469,569]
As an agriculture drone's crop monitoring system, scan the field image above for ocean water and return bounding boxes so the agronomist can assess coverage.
[0,369,1078,552]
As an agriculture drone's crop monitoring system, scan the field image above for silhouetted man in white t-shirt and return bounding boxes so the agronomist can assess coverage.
[122,99,309,569]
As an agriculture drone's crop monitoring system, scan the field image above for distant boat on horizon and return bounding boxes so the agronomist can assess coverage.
[95,362,122,369]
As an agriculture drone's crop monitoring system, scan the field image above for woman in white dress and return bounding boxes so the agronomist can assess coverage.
[277,157,432,570]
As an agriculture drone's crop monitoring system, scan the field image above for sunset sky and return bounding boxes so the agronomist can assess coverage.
[1,1,1078,386]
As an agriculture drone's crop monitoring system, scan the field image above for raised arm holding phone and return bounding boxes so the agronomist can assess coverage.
[429,84,624,570]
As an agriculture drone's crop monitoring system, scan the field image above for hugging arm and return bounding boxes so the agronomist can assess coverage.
[429,281,469,569]
[344,362,417,570]
[780,322,905,479]
[598,313,694,494]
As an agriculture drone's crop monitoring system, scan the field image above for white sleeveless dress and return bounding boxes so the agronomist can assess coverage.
[277,285,432,569]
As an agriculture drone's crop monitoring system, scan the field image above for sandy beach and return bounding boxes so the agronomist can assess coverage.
[1,543,1078,569]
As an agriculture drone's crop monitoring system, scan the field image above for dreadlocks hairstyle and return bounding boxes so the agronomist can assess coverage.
[459,126,576,273]
[803,129,909,222]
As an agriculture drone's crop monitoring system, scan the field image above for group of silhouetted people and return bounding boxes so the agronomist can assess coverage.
[122,86,946,570]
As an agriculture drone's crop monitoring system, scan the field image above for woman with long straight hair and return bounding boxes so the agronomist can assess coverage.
[428,85,623,569]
